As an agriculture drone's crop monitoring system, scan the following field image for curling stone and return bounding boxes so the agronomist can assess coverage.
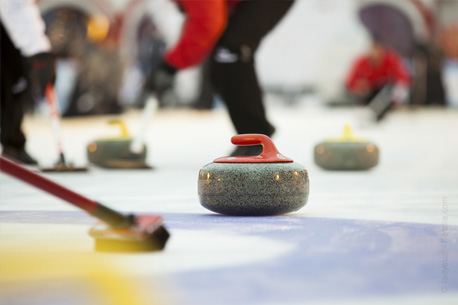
[314,125,379,170]
[87,120,149,169]
[198,134,309,216]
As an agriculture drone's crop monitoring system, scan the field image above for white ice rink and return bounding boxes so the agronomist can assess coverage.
[1,99,457,305]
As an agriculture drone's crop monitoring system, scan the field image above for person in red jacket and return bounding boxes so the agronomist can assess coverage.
[345,35,411,106]
[144,0,295,156]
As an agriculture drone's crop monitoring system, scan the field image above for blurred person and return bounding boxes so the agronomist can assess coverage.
[143,0,295,156]
[345,34,411,108]
[439,23,458,107]
[439,23,458,61]
[0,0,56,164]
[410,42,445,106]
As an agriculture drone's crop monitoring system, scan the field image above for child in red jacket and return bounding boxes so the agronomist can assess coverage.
[345,35,411,106]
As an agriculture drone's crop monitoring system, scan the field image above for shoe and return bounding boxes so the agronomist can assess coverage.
[2,146,38,165]
[230,145,263,157]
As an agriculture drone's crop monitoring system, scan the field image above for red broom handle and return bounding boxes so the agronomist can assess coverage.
[0,156,98,213]
[0,156,131,227]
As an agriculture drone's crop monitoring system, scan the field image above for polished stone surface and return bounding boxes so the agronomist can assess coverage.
[199,162,309,215]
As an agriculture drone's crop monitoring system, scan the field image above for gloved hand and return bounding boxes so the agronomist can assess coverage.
[28,52,56,99]
[143,60,177,97]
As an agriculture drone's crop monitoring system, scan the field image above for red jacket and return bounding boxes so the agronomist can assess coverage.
[165,0,242,69]
[345,48,410,94]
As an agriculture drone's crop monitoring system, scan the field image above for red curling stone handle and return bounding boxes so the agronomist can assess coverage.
[214,134,293,163]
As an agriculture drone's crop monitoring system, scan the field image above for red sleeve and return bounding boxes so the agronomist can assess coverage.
[386,51,411,86]
[165,0,227,69]
[345,57,368,92]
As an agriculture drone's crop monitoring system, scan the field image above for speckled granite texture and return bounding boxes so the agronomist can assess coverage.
[87,140,146,168]
[198,162,309,216]
[314,142,379,170]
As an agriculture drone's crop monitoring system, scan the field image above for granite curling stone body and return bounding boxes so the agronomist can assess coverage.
[314,125,379,170]
[198,134,309,216]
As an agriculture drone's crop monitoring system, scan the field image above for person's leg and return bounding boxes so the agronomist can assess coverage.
[0,75,27,149]
[0,76,37,165]
[1,23,36,164]
[193,58,215,110]
[210,0,295,137]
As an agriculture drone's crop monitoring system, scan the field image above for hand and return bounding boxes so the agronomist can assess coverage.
[28,52,56,99]
[143,61,177,97]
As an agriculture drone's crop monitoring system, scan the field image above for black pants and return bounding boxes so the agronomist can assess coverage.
[210,0,295,136]
[0,23,29,149]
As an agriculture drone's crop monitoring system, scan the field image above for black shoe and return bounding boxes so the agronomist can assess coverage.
[2,146,38,165]
[230,145,263,157]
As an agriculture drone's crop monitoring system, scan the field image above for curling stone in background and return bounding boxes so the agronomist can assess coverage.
[198,134,310,216]
[87,95,158,169]
[87,120,149,169]
[314,125,379,170]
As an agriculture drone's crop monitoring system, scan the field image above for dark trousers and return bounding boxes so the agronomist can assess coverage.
[210,0,295,136]
[0,23,29,149]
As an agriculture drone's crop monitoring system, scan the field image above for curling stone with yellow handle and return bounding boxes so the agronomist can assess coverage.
[87,120,149,169]
[314,125,379,170]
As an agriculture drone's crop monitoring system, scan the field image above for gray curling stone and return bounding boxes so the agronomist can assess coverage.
[314,125,379,171]
[198,134,309,216]
[87,120,149,169]
[87,139,148,168]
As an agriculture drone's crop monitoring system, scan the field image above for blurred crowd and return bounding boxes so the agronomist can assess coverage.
[2,1,457,114]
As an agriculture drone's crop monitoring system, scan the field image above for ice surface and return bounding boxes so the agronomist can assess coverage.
[1,100,457,305]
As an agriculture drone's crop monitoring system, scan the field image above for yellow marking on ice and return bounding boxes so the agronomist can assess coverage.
[0,251,161,305]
